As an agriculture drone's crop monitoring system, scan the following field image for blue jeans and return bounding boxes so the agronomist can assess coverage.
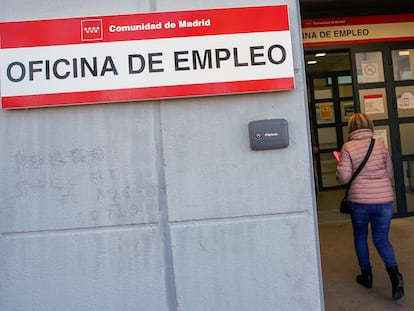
[349,202,398,270]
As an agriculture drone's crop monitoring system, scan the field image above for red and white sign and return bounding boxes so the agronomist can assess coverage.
[302,14,414,47]
[0,5,294,109]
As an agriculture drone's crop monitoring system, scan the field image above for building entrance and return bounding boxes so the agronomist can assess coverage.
[352,43,414,216]
[306,44,414,217]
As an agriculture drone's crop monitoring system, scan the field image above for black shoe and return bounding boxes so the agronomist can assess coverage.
[356,268,373,288]
[386,266,404,300]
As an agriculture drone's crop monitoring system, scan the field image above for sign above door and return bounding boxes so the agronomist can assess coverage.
[302,14,414,47]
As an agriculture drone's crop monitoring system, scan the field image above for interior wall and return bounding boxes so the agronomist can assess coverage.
[0,1,323,310]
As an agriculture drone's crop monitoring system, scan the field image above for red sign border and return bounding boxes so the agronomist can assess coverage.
[2,78,295,109]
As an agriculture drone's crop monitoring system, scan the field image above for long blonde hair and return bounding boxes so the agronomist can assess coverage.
[348,113,374,134]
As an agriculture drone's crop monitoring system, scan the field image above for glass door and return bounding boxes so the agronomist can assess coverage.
[308,71,354,190]
[351,43,414,216]
[391,45,414,214]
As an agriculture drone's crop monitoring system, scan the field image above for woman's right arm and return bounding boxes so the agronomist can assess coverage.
[336,146,352,185]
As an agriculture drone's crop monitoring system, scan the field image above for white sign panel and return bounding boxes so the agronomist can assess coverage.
[0,5,295,109]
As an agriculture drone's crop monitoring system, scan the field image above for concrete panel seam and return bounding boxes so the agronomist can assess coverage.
[170,210,310,228]
[1,222,159,239]
[153,102,178,311]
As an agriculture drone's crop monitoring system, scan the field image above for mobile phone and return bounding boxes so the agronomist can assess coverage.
[332,150,341,162]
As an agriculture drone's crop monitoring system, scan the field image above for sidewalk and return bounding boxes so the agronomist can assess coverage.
[319,217,414,311]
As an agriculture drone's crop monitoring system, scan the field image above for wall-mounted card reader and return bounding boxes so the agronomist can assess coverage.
[248,119,289,150]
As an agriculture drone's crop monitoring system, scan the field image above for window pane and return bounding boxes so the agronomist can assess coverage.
[320,153,341,187]
[392,49,414,81]
[396,86,414,118]
[373,126,390,151]
[404,161,414,212]
[355,51,385,83]
[342,125,348,143]
[400,123,414,155]
[340,101,354,123]
[313,78,333,99]
[359,88,388,120]
[317,127,337,149]
[316,102,335,125]
[339,83,353,98]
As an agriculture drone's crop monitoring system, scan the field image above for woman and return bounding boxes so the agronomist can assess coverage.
[336,113,404,300]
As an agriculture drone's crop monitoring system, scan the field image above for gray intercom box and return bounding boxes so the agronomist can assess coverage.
[248,119,289,150]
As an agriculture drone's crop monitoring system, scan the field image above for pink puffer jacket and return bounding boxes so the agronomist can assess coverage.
[336,129,394,204]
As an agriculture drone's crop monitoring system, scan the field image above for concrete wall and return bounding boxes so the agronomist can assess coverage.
[0,0,323,310]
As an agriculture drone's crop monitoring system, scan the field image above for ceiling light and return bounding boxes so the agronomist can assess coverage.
[307,60,317,65]
[399,50,410,56]
[315,53,326,57]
